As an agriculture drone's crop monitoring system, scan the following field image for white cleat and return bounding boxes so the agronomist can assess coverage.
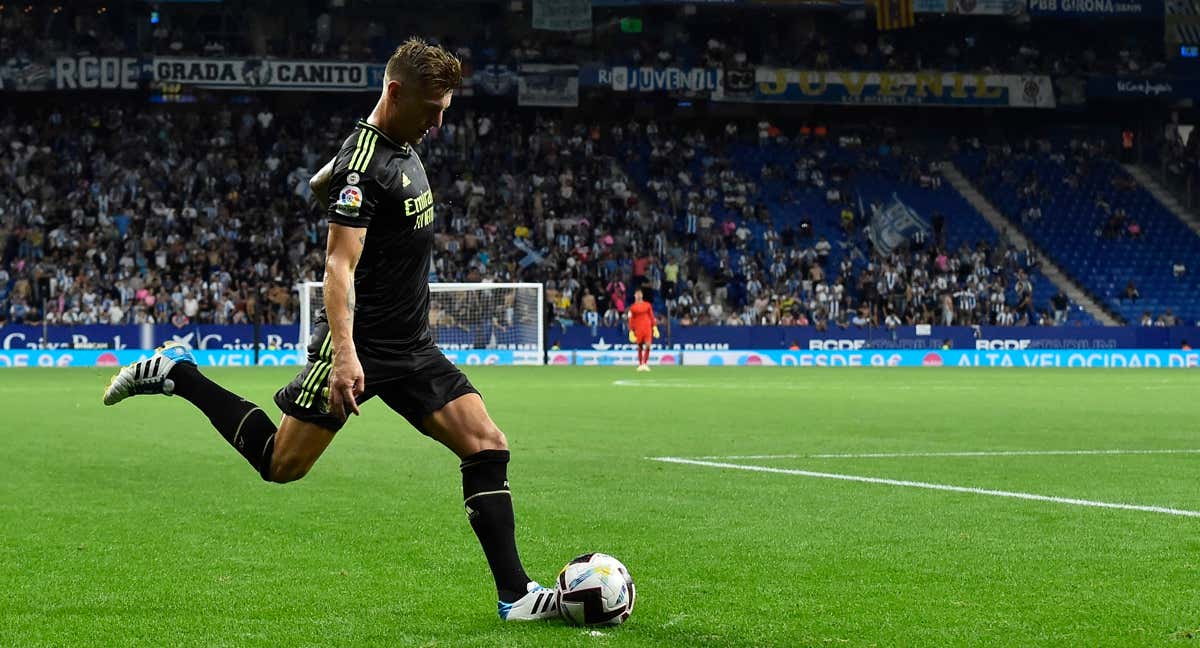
[102,342,196,406]
[498,581,559,621]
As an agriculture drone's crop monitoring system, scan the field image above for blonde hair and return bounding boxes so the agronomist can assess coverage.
[384,37,462,94]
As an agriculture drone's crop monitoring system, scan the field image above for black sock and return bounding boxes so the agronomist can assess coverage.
[167,363,277,480]
[461,449,531,602]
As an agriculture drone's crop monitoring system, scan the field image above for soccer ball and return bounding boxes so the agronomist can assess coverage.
[555,553,635,626]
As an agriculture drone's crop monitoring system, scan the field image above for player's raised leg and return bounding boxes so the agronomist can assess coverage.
[421,392,557,621]
[103,342,339,483]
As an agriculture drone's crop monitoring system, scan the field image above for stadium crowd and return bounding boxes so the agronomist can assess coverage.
[0,103,333,327]
[609,119,1071,329]
[0,99,1105,330]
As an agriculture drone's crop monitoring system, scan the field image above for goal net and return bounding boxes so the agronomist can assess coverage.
[298,282,544,365]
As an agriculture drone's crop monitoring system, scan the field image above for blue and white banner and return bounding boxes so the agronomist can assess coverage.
[563,350,681,366]
[0,324,302,351]
[149,57,370,91]
[0,349,301,368]
[4,55,383,92]
[441,350,543,366]
[681,349,1200,367]
[546,325,1200,350]
[8,346,1200,368]
[719,68,1056,108]
[868,194,929,255]
[591,66,723,93]
[0,348,540,368]
[473,64,518,96]
[14,323,1200,354]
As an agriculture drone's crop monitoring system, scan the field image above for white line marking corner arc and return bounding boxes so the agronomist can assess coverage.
[696,449,1200,460]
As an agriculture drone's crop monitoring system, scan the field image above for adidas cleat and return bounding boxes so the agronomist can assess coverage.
[102,342,196,406]
[498,581,559,621]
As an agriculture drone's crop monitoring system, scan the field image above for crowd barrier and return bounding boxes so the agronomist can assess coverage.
[548,324,1200,350]
[0,349,539,368]
[10,324,1200,354]
[556,349,1200,367]
[677,349,1200,368]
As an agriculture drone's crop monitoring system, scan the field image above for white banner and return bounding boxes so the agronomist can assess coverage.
[532,0,593,31]
[53,56,139,89]
[151,57,370,91]
[518,64,579,107]
[607,66,722,92]
[1009,75,1056,108]
[570,350,680,366]
[740,68,1056,108]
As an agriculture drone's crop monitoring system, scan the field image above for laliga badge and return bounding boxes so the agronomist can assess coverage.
[335,185,363,216]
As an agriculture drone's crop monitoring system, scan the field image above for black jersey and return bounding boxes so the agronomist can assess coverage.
[323,119,436,351]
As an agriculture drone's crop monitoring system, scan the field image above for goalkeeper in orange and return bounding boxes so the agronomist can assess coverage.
[627,289,660,372]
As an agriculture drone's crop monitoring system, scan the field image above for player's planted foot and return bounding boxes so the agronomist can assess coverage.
[498,581,559,621]
[102,342,196,406]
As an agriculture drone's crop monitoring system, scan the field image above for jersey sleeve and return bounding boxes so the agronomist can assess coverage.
[327,169,380,229]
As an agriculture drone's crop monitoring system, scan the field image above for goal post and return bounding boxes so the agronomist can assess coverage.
[298,282,544,365]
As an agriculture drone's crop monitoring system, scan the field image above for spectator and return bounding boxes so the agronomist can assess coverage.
[1123,281,1140,303]
[1052,291,1069,325]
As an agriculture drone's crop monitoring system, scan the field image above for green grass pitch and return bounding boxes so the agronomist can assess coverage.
[3,366,1200,647]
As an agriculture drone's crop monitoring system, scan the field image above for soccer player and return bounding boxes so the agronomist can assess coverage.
[102,38,558,622]
[627,289,659,372]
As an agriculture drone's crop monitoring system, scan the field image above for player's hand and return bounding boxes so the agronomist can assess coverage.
[652,326,660,339]
[329,351,365,419]
[628,330,637,344]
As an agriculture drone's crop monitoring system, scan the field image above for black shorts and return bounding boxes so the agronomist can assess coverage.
[274,322,479,434]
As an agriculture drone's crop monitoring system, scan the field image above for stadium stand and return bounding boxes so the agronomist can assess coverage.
[0,103,331,326]
[2,102,1111,329]
[622,122,1098,327]
[1,2,1195,332]
[956,136,1200,324]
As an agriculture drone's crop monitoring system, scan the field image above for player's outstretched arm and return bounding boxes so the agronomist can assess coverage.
[324,223,366,418]
[309,157,337,210]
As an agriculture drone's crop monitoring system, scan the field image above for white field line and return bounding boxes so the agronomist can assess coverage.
[648,456,1200,518]
[610,380,977,390]
[610,380,1185,390]
[695,449,1200,460]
